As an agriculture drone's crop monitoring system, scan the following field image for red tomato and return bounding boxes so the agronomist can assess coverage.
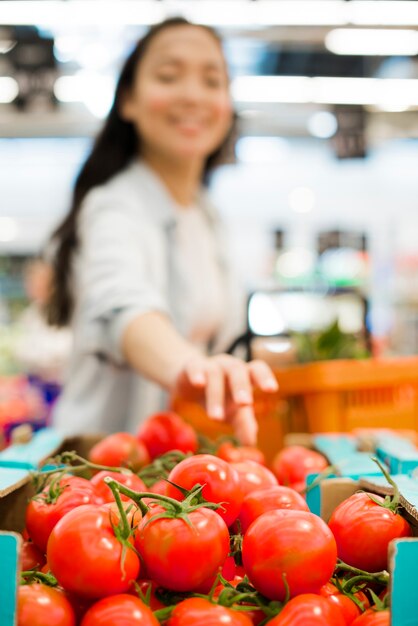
[131,580,166,611]
[166,454,243,527]
[267,594,346,625]
[135,505,229,591]
[80,594,159,626]
[211,578,265,626]
[320,583,365,625]
[147,479,167,495]
[242,509,337,601]
[25,475,100,552]
[18,584,76,626]
[89,432,150,470]
[167,598,253,626]
[20,540,46,571]
[328,492,412,572]
[217,441,266,466]
[137,411,198,459]
[272,446,328,491]
[47,504,140,598]
[238,485,309,533]
[90,470,146,503]
[351,610,390,625]
[229,460,278,497]
[192,555,237,593]
[321,582,370,623]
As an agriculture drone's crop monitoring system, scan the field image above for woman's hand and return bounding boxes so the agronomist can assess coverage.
[172,354,279,445]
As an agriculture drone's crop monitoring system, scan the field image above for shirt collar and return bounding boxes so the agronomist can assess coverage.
[127,159,218,229]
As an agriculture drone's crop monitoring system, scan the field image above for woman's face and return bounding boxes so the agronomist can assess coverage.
[121,25,233,163]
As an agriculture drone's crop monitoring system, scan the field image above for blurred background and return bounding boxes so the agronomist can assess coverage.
[1,0,418,418]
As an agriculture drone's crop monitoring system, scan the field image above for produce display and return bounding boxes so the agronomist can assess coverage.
[8,411,403,626]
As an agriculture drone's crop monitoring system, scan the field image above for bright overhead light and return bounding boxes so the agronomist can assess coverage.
[0,1,418,28]
[235,136,288,164]
[0,1,348,28]
[307,111,338,138]
[0,1,165,27]
[326,28,418,56]
[232,76,312,104]
[231,76,418,108]
[0,76,18,103]
[350,1,418,26]
[54,73,115,118]
[183,1,347,27]
[0,217,18,242]
[288,187,316,214]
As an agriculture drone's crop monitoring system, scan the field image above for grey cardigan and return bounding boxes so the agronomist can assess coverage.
[53,160,245,435]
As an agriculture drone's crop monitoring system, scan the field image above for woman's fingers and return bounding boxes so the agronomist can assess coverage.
[248,359,279,392]
[232,405,258,445]
[204,362,225,421]
[182,355,277,442]
[215,355,253,406]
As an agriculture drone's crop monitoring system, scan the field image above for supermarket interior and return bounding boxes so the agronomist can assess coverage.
[1,1,418,625]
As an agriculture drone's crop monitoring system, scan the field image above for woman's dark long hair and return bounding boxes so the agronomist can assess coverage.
[46,17,235,327]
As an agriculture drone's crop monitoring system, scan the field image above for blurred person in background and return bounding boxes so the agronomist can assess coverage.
[14,257,72,385]
[46,17,278,444]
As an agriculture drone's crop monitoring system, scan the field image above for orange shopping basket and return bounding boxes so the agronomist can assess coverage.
[273,356,418,433]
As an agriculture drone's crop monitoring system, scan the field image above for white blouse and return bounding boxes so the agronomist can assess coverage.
[53,160,245,436]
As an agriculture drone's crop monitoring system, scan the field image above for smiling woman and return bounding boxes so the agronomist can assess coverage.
[45,17,279,443]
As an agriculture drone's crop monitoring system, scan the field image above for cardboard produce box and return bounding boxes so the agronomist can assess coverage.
[311,473,418,626]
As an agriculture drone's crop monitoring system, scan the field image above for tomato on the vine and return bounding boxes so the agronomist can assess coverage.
[242,509,337,601]
[328,492,412,571]
[166,454,243,527]
[271,446,328,492]
[90,470,146,503]
[80,594,159,626]
[18,584,76,626]
[217,441,266,466]
[238,485,309,533]
[167,597,253,626]
[25,475,100,553]
[266,594,346,625]
[320,583,368,625]
[47,504,140,598]
[135,504,229,592]
[89,432,150,470]
[130,580,166,611]
[20,540,46,571]
[351,610,390,625]
[137,411,198,459]
[229,460,277,497]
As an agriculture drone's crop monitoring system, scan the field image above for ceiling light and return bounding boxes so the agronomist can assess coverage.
[307,111,338,138]
[54,73,115,118]
[0,77,18,103]
[326,28,418,56]
[350,1,418,26]
[231,76,312,104]
[1,1,418,28]
[0,1,165,27]
[288,187,316,214]
[231,76,418,108]
[0,1,349,28]
[0,217,18,242]
[235,136,288,164]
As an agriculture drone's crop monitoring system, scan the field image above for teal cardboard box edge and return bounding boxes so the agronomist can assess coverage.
[0,532,21,626]
[390,539,418,626]
[0,429,64,470]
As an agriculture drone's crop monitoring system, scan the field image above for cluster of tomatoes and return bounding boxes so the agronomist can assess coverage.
[17,411,411,625]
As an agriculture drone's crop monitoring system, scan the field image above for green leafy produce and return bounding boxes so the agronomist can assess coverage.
[292,320,370,363]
